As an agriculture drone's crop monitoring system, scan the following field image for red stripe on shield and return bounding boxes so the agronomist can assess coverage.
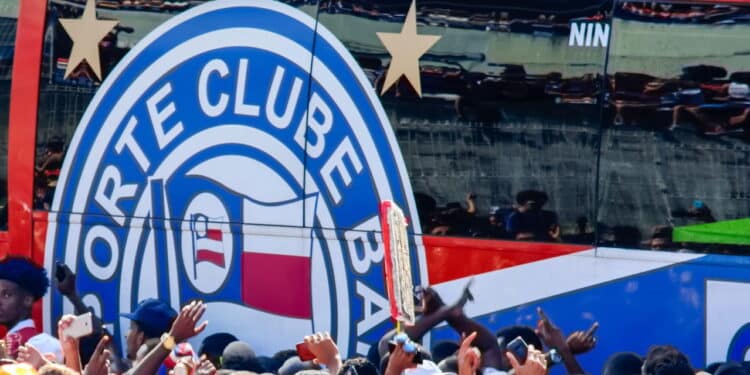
[241,252,312,319]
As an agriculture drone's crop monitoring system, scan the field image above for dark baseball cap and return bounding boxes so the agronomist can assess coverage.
[120,298,178,338]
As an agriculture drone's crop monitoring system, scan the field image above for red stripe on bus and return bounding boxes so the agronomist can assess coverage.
[423,236,590,284]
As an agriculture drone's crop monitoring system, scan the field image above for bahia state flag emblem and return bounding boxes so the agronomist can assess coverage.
[44,0,426,357]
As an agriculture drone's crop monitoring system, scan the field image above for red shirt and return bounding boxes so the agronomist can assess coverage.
[4,320,39,359]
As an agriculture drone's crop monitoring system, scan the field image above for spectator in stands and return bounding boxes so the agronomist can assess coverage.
[36,137,65,190]
[33,176,52,211]
[0,258,49,359]
[672,102,750,135]
[505,190,561,242]
[429,193,479,237]
[645,226,674,251]
[120,299,178,362]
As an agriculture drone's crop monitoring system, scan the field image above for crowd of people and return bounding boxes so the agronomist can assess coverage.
[0,256,745,375]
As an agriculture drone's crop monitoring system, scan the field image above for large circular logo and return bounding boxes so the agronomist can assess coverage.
[44,0,425,357]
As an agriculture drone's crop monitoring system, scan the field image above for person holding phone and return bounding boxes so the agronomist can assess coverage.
[0,257,50,359]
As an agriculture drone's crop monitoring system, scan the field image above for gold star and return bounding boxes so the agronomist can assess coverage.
[376,0,441,97]
[59,0,118,81]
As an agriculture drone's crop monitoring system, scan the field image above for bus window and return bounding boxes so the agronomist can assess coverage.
[315,1,609,244]
[598,1,750,253]
[34,0,318,214]
[0,1,18,229]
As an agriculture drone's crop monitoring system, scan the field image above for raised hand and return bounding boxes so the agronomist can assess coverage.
[196,356,217,375]
[566,322,599,355]
[55,263,77,297]
[57,315,83,371]
[303,332,342,374]
[457,332,481,375]
[83,336,110,375]
[506,345,547,375]
[17,344,48,370]
[535,307,566,351]
[169,301,208,343]
[384,343,416,375]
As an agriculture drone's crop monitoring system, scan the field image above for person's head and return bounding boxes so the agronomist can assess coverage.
[222,341,260,372]
[272,350,298,371]
[515,190,548,212]
[648,226,674,251]
[602,352,642,375]
[339,357,379,375]
[46,138,64,154]
[120,298,178,360]
[714,362,750,375]
[278,356,318,375]
[38,364,77,375]
[642,345,693,375]
[0,257,49,327]
[199,332,239,368]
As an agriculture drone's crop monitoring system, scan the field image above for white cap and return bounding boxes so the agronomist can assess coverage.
[26,333,63,363]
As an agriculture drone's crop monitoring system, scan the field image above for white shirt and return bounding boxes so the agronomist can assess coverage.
[7,319,35,334]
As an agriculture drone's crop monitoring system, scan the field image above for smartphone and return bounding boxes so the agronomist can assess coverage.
[55,262,66,283]
[506,336,528,364]
[63,312,93,339]
[296,342,315,361]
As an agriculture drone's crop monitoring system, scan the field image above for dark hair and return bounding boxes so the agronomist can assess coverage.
[642,345,693,375]
[272,349,298,369]
[515,190,548,206]
[222,342,260,372]
[602,352,643,375]
[46,137,65,153]
[200,332,239,357]
[496,325,543,351]
[0,257,49,300]
[339,357,379,375]
[715,362,750,375]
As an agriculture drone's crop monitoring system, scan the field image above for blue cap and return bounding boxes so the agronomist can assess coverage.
[120,298,177,338]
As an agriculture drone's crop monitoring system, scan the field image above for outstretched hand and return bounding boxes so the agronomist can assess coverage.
[17,344,49,370]
[567,322,598,355]
[506,345,547,375]
[83,335,110,375]
[169,301,208,343]
[303,332,341,374]
[55,263,77,297]
[535,307,567,351]
[457,332,480,375]
[196,356,217,375]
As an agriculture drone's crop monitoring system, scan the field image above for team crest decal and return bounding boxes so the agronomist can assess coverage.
[44,0,424,357]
